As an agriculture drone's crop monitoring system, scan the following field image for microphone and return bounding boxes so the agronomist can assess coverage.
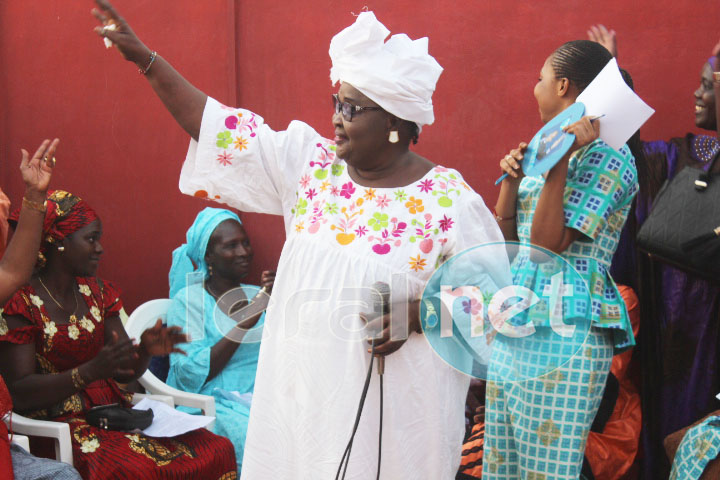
[370,282,390,376]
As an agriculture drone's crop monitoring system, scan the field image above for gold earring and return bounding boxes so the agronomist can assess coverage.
[208,265,213,276]
[388,130,399,144]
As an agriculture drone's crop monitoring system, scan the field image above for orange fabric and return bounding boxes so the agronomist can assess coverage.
[584,285,642,480]
[458,422,484,478]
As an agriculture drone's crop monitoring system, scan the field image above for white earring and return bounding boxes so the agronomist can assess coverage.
[57,246,65,252]
[388,130,399,144]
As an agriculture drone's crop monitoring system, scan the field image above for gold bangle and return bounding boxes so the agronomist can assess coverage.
[71,368,86,390]
[22,197,46,214]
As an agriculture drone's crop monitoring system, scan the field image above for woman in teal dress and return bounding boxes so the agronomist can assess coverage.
[489,40,638,479]
[166,207,274,472]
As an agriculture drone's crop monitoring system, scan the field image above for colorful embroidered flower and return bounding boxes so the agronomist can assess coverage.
[462,298,483,315]
[394,189,408,201]
[324,203,339,215]
[90,306,102,322]
[216,131,233,148]
[354,225,368,238]
[409,255,427,272]
[434,166,449,172]
[319,180,331,192]
[78,284,92,296]
[233,136,249,151]
[68,324,80,340]
[405,197,424,214]
[330,186,340,196]
[339,182,356,199]
[293,198,308,217]
[438,215,454,232]
[80,316,95,333]
[29,294,44,307]
[363,188,377,200]
[80,438,100,453]
[299,174,311,189]
[375,194,390,210]
[306,189,317,200]
[368,212,389,231]
[295,221,305,233]
[331,164,345,176]
[43,321,57,338]
[216,151,233,166]
[417,179,434,193]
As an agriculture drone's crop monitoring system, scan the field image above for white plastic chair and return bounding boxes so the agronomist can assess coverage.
[125,299,216,423]
[5,413,73,465]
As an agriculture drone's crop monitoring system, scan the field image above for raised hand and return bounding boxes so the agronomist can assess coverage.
[499,142,528,183]
[20,139,58,199]
[92,0,152,66]
[139,318,188,356]
[587,24,617,58]
[563,116,601,152]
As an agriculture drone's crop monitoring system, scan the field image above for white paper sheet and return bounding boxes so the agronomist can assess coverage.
[576,58,655,151]
[133,398,214,437]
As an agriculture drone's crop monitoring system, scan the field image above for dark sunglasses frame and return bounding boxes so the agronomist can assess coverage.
[332,94,383,122]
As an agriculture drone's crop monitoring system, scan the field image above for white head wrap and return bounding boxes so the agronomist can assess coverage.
[329,11,442,128]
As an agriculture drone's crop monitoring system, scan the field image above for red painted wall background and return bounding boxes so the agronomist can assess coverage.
[1,1,718,311]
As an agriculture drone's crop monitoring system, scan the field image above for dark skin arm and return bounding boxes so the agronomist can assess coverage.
[493,142,526,241]
[92,0,206,141]
[498,117,599,253]
[0,140,57,304]
[207,272,274,382]
[0,315,135,411]
[0,314,187,411]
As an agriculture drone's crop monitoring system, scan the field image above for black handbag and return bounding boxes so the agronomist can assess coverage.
[636,148,720,281]
[86,403,153,431]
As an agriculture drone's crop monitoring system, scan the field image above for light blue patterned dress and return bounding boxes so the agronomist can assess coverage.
[483,139,639,479]
[166,282,264,472]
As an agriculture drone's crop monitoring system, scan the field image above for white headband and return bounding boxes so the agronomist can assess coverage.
[329,11,442,127]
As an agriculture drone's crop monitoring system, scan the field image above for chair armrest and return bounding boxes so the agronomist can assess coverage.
[6,412,73,466]
[10,434,30,451]
[138,372,216,418]
[131,393,174,408]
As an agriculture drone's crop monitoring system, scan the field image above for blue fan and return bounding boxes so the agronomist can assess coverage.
[495,102,586,184]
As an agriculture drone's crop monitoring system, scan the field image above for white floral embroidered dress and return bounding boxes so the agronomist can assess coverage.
[180,97,503,479]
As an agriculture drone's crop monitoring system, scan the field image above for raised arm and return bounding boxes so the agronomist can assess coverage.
[529,117,598,253]
[587,24,617,58]
[92,0,207,141]
[0,140,57,304]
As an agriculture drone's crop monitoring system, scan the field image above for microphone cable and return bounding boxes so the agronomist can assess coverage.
[335,338,384,480]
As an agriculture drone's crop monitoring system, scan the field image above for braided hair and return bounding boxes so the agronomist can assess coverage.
[551,40,613,93]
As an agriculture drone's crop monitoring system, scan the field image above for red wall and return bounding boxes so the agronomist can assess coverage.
[1,1,718,311]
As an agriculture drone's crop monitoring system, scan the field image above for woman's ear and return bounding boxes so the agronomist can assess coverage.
[556,77,570,97]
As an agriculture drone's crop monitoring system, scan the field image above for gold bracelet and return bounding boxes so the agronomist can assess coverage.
[71,368,86,390]
[22,197,46,214]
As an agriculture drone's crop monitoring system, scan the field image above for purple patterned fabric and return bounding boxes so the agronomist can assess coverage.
[610,135,720,479]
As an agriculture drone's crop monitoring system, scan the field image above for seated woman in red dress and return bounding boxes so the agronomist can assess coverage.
[0,190,237,480]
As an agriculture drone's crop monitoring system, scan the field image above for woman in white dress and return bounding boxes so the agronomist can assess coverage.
[93,2,503,478]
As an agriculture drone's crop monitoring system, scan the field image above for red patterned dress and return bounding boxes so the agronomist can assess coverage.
[0,277,237,479]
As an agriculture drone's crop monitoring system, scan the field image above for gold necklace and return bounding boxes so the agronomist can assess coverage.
[38,276,79,323]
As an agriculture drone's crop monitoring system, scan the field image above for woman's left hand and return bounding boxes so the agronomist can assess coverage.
[364,300,420,357]
[563,116,600,152]
[139,319,189,356]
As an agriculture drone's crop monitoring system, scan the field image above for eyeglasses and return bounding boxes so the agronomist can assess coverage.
[332,94,383,122]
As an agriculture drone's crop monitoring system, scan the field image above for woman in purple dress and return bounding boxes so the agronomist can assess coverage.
[590,26,720,479]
